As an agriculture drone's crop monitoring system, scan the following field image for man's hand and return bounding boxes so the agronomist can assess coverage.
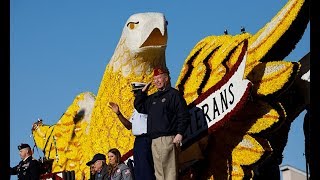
[173,134,183,147]
[108,102,120,114]
[142,82,151,92]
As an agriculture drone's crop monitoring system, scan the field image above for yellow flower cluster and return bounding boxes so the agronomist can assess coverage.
[33,92,95,179]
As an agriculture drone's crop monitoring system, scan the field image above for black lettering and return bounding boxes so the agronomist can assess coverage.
[201,104,212,122]
[213,97,220,119]
[228,83,235,104]
[220,89,228,113]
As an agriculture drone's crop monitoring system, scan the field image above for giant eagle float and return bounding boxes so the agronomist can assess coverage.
[32,0,310,179]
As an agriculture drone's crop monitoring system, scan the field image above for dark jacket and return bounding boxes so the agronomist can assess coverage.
[10,156,41,180]
[134,86,190,139]
[95,164,109,180]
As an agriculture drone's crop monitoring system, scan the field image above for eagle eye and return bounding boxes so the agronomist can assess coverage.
[127,21,139,30]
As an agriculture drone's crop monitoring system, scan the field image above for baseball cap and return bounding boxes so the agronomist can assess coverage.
[86,153,106,166]
[153,67,169,76]
[18,143,31,150]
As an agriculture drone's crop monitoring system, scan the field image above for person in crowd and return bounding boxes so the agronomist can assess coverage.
[134,67,191,180]
[108,83,155,180]
[10,143,41,180]
[86,159,97,180]
[107,148,133,180]
[86,153,109,180]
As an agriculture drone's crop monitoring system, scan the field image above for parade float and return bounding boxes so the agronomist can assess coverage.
[32,0,310,179]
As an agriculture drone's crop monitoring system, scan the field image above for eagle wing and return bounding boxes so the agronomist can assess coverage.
[175,0,309,178]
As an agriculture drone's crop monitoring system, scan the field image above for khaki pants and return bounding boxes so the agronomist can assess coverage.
[151,136,179,180]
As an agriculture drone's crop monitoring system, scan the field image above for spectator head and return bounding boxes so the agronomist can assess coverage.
[108,148,122,167]
[18,143,32,159]
[86,153,106,173]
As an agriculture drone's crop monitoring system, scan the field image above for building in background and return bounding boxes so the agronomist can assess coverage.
[280,165,308,180]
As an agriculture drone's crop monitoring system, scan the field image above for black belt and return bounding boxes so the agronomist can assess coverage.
[135,134,148,138]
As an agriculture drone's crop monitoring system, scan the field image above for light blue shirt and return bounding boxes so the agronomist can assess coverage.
[130,109,148,136]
